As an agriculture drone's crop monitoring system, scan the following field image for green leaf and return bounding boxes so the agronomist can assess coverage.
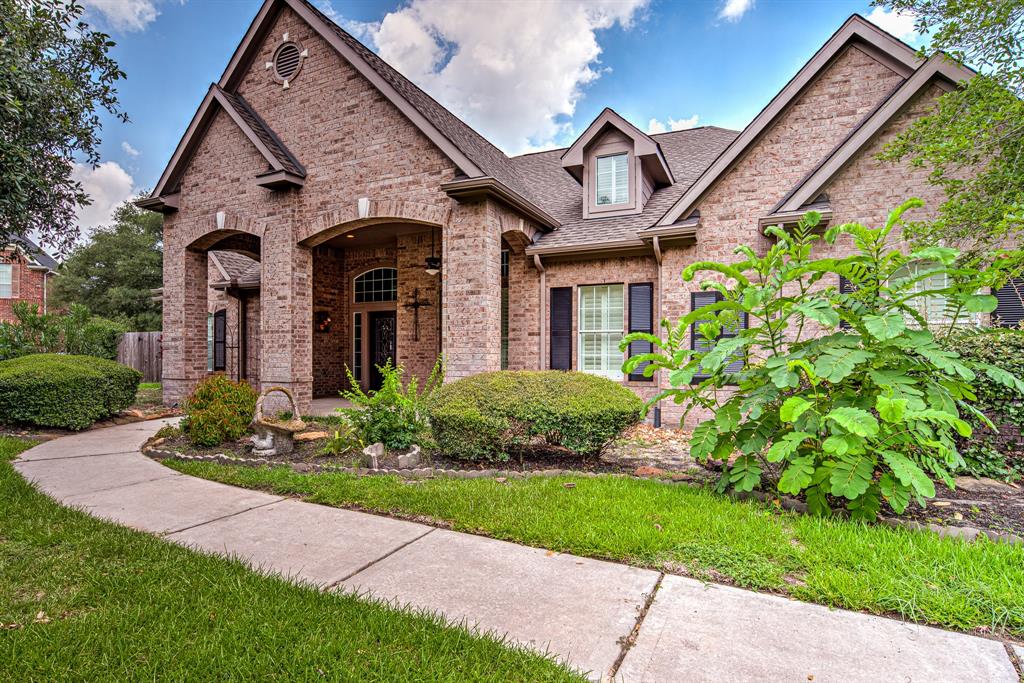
[826,406,879,438]
[964,294,998,313]
[794,298,840,327]
[701,336,749,374]
[779,396,812,423]
[769,364,798,389]
[875,395,907,423]
[863,312,906,341]
[778,456,816,494]
[806,484,832,516]
[879,473,911,514]
[978,363,1024,394]
[689,421,719,460]
[668,366,698,387]
[880,450,936,498]
[814,348,874,383]
[829,455,875,500]
[728,455,762,492]
[847,485,881,522]
[766,431,814,462]
[715,401,741,432]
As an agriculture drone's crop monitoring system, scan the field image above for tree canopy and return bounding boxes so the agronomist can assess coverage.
[52,197,162,331]
[877,0,1024,254]
[0,0,126,255]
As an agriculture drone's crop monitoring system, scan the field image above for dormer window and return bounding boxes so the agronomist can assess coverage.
[596,153,628,206]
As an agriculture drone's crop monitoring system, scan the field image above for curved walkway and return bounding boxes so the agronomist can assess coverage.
[13,420,1021,682]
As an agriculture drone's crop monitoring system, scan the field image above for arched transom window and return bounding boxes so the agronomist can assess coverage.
[354,267,397,303]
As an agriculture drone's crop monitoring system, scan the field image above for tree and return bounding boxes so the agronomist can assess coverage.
[0,0,126,255]
[876,0,1024,253]
[52,197,163,331]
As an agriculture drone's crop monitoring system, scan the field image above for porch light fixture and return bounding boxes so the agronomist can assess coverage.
[424,229,440,276]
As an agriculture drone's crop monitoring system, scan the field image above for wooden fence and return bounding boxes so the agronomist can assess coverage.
[117,331,162,383]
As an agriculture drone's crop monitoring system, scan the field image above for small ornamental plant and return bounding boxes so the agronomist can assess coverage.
[622,199,1024,520]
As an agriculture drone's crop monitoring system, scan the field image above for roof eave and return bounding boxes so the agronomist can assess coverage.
[255,169,306,190]
[441,177,559,231]
[136,193,180,213]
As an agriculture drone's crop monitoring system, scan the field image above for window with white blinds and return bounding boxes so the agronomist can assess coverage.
[894,262,982,327]
[596,153,628,206]
[578,284,624,379]
[0,265,11,298]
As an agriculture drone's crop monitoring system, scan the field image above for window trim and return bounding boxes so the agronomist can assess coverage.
[578,283,625,381]
[0,263,12,299]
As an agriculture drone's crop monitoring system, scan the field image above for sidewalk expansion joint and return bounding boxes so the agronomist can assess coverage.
[62,473,182,499]
[163,497,286,537]
[18,450,140,463]
[326,527,437,589]
[606,572,664,681]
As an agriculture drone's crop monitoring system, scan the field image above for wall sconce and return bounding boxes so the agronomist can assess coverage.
[314,310,332,333]
[424,229,440,276]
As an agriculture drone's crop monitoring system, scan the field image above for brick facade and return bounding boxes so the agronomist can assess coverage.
[156,4,960,424]
[0,250,51,323]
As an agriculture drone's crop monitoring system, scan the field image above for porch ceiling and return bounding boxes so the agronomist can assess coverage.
[319,222,436,250]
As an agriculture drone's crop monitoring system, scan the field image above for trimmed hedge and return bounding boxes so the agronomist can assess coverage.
[428,371,643,460]
[0,354,141,429]
[182,376,258,447]
[941,327,1024,479]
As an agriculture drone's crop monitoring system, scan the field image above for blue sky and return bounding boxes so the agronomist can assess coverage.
[72,0,921,234]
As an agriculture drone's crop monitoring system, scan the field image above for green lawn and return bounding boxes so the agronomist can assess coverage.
[167,460,1024,639]
[0,438,580,682]
[131,382,163,410]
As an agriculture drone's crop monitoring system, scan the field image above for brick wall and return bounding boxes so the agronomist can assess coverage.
[0,250,49,323]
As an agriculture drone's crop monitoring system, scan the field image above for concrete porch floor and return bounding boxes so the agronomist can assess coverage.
[308,396,353,416]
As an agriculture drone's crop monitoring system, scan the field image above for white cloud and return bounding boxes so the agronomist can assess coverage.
[81,0,159,33]
[865,7,918,41]
[718,0,754,23]
[647,115,700,134]
[121,141,140,157]
[72,161,135,234]
[358,0,648,154]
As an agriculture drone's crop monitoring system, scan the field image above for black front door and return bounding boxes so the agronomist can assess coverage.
[368,310,396,390]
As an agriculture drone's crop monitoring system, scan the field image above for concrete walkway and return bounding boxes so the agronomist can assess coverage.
[13,420,1021,682]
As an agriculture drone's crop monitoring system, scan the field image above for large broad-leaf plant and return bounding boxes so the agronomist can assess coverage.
[622,199,1024,520]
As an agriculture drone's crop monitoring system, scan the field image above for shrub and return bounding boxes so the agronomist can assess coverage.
[338,358,442,451]
[319,419,363,457]
[428,371,643,461]
[941,327,1024,479]
[0,302,127,361]
[624,199,1024,520]
[0,354,141,429]
[182,376,258,447]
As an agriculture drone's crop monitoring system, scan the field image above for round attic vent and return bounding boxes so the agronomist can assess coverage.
[273,42,303,81]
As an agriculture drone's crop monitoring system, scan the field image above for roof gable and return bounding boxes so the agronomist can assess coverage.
[656,14,922,227]
[560,108,673,185]
[772,54,974,214]
[148,84,305,204]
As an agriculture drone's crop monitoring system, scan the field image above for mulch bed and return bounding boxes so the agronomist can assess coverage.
[898,478,1024,537]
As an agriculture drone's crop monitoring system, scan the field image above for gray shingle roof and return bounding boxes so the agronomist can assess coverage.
[11,235,59,270]
[511,126,739,249]
[211,250,260,286]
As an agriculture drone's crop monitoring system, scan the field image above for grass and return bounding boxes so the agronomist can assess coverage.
[167,460,1024,639]
[131,382,163,410]
[0,439,581,681]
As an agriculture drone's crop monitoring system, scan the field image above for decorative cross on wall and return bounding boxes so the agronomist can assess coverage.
[402,288,433,342]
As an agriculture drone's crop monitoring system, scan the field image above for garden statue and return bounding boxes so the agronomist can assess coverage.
[251,386,306,457]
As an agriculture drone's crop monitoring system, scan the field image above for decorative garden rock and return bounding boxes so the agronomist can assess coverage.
[361,442,421,470]
[251,386,306,457]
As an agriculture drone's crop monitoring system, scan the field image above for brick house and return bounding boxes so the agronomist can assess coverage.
[0,236,59,323]
[140,0,1022,421]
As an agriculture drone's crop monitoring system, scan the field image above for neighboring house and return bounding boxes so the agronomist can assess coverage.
[141,0,1022,422]
[0,236,59,323]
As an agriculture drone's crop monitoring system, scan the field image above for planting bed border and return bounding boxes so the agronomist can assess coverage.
[143,441,1023,547]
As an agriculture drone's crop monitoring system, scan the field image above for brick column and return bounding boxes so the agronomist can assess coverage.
[442,200,502,380]
[259,211,313,414]
[162,233,208,406]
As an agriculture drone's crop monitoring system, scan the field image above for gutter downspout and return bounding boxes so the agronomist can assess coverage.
[534,254,545,369]
[652,236,664,428]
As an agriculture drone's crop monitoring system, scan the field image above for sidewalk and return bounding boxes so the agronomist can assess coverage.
[13,420,1021,682]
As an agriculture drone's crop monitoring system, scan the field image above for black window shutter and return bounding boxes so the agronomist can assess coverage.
[213,309,227,372]
[549,287,573,370]
[994,278,1024,328]
[691,291,747,380]
[628,283,654,382]
[838,275,855,329]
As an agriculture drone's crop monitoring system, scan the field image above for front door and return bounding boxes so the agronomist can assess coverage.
[368,310,396,390]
